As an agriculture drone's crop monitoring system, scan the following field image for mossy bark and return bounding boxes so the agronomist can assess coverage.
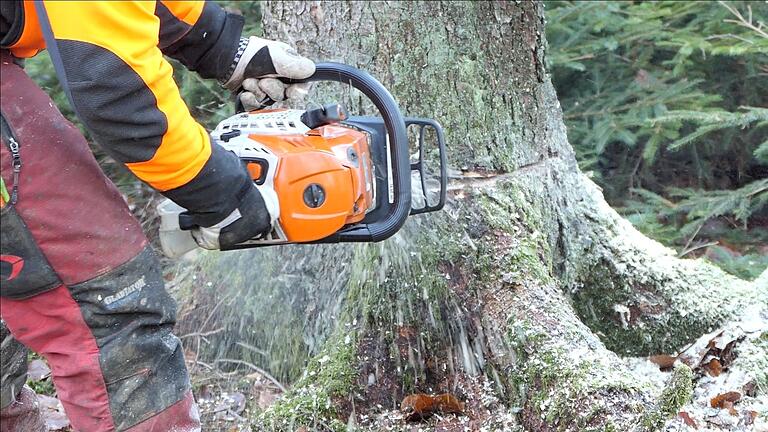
[174,1,765,431]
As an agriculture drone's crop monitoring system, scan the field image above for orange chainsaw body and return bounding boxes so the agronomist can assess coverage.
[247,123,374,242]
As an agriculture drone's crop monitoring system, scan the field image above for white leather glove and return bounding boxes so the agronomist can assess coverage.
[188,184,280,250]
[222,36,315,111]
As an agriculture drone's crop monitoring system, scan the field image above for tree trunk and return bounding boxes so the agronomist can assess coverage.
[176,1,766,430]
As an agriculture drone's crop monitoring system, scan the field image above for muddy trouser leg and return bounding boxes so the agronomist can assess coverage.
[0,321,46,432]
[0,51,200,431]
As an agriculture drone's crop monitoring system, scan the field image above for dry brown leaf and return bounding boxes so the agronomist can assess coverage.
[710,391,741,408]
[703,358,722,377]
[434,393,465,414]
[397,326,416,339]
[677,329,723,367]
[400,393,465,422]
[649,354,677,370]
[721,401,739,416]
[401,394,435,421]
[744,410,758,425]
[678,411,697,428]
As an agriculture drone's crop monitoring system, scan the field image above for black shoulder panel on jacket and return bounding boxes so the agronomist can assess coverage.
[155,2,193,49]
[57,40,167,164]
[0,0,24,48]
[161,2,244,81]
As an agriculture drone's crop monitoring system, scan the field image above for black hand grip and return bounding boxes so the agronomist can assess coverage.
[178,213,196,231]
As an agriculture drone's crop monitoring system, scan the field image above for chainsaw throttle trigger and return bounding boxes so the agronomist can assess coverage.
[301,104,348,129]
[244,159,269,185]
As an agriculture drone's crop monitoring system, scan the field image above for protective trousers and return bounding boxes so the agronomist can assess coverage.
[0,51,201,431]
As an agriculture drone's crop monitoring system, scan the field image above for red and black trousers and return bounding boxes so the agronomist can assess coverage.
[0,51,200,431]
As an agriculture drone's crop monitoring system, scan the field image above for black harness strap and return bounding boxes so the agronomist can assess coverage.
[32,0,78,113]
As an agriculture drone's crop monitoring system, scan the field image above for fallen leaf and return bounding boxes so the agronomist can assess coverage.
[649,354,677,370]
[678,411,697,428]
[744,410,758,425]
[710,391,741,408]
[434,393,465,414]
[400,393,465,422]
[401,394,434,421]
[703,358,722,377]
[397,326,417,339]
[678,328,723,367]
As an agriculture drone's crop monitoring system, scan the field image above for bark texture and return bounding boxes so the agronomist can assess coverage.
[175,1,766,431]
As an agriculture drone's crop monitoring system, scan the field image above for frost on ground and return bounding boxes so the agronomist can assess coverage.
[624,305,768,432]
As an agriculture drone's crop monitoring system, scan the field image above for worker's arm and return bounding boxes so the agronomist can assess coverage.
[37,1,268,247]
[156,1,315,108]
[155,1,242,81]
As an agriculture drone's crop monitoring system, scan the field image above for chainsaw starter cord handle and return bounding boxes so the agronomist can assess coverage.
[308,63,411,243]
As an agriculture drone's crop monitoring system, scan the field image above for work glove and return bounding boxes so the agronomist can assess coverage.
[185,183,280,250]
[222,36,315,110]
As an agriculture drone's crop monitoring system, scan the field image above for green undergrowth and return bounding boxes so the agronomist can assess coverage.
[255,331,358,432]
[546,0,768,280]
[641,364,693,431]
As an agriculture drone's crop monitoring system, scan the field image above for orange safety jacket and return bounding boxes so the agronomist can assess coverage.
[0,1,251,219]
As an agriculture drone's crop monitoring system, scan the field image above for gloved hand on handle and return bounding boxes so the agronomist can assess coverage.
[222,36,316,111]
[180,37,313,251]
[183,182,280,250]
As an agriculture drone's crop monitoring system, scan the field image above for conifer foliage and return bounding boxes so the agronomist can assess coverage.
[546,0,767,278]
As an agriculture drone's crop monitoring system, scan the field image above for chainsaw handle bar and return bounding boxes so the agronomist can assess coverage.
[242,63,412,243]
[309,63,411,243]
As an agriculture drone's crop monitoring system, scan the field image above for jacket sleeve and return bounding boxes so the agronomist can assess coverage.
[155,1,244,81]
[38,1,250,218]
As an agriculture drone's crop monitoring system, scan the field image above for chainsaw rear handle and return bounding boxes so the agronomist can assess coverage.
[237,63,412,243]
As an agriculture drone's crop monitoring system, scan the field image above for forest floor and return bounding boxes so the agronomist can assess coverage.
[28,305,767,432]
[24,244,766,432]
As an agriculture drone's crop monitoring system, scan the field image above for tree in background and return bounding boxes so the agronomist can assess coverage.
[546,0,767,278]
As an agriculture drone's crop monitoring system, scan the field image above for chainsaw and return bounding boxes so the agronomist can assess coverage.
[158,63,447,258]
